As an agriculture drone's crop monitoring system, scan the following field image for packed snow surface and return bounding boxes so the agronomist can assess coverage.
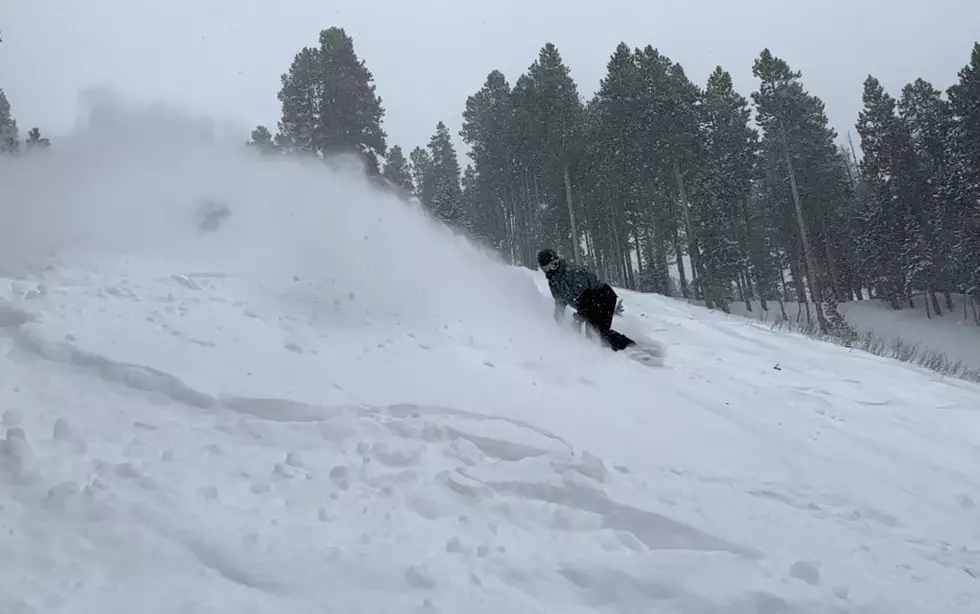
[2,97,980,614]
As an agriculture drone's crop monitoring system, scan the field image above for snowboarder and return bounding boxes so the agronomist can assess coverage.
[537,248,635,351]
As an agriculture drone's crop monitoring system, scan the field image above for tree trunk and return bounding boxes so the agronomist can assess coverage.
[632,223,644,289]
[742,267,755,300]
[705,282,717,310]
[788,259,805,303]
[781,120,828,333]
[645,194,671,295]
[671,219,689,299]
[519,169,530,266]
[622,224,636,289]
[610,219,625,287]
[504,184,517,264]
[820,214,842,301]
[581,203,596,265]
[780,266,791,303]
[741,272,753,312]
[563,165,581,263]
[673,161,702,300]
[929,289,942,317]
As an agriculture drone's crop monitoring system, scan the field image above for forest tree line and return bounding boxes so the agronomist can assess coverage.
[247,27,980,332]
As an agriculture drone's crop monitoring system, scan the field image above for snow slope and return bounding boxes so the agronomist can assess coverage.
[2,97,980,614]
[725,297,980,372]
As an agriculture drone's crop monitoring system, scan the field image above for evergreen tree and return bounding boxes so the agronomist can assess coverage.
[695,67,760,312]
[247,125,277,154]
[633,46,706,298]
[752,49,851,333]
[581,43,648,289]
[276,47,319,153]
[856,76,921,309]
[409,146,434,203]
[422,121,463,226]
[25,127,50,150]
[510,44,585,260]
[659,59,707,299]
[277,27,387,170]
[899,79,957,313]
[0,89,19,154]
[948,44,980,175]
[460,70,517,254]
[946,43,980,308]
[382,145,414,193]
[459,164,489,244]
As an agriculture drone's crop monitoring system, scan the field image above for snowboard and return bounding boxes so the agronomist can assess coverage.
[571,318,665,367]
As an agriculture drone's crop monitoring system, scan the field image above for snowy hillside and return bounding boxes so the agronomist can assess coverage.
[2,99,980,614]
[722,296,980,374]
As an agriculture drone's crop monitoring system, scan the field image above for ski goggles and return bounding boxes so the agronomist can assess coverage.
[540,259,560,273]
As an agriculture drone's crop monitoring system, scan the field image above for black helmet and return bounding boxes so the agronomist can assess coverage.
[537,248,558,267]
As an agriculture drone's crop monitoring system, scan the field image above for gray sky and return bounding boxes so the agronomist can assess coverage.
[2,0,978,157]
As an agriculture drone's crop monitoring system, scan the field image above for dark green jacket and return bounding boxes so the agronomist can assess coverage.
[546,261,603,318]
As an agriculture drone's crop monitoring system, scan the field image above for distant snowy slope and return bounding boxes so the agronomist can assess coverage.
[841,296,980,369]
[2,97,979,614]
[725,295,980,372]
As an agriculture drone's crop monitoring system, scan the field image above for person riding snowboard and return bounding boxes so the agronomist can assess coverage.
[537,248,635,351]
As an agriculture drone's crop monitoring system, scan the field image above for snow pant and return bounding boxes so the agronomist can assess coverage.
[576,284,635,351]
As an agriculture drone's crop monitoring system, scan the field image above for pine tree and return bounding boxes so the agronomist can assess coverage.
[946,43,980,313]
[581,43,647,289]
[382,145,414,193]
[660,60,707,299]
[460,164,495,246]
[695,67,760,312]
[25,127,50,149]
[423,121,464,226]
[948,44,980,175]
[752,49,850,333]
[510,44,585,261]
[856,76,922,309]
[276,47,319,153]
[460,70,517,255]
[899,79,957,313]
[0,89,19,154]
[247,125,277,154]
[409,146,434,203]
[634,46,698,297]
[276,27,387,170]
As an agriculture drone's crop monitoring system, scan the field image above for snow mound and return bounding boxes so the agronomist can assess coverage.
[1,96,979,613]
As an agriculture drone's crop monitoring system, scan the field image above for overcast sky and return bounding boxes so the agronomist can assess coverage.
[2,0,978,157]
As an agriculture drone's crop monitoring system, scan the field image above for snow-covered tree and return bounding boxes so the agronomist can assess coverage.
[382,145,414,193]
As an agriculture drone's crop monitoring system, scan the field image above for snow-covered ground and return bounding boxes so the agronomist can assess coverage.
[2,97,980,614]
[723,295,980,373]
